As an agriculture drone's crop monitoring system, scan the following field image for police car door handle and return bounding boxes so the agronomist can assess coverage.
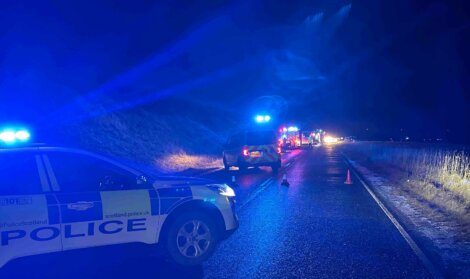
[67,201,95,211]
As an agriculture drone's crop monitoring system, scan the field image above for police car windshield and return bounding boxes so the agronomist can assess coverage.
[246,131,276,145]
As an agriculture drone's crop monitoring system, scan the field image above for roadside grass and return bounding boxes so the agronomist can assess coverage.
[343,143,469,217]
[59,103,229,173]
[154,150,222,173]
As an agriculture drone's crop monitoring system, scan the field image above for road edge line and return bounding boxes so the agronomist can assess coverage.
[238,178,274,210]
[234,151,300,210]
[343,156,443,279]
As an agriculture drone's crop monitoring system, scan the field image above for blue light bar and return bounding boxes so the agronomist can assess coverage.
[15,130,31,141]
[254,114,271,123]
[287,126,299,132]
[0,131,16,143]
[0,128,31,144]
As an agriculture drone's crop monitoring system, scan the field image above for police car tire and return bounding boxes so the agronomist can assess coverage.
[166,212,219,266]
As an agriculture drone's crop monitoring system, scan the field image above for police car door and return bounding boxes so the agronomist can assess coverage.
[44,151,158,251]
[0,150,61,268]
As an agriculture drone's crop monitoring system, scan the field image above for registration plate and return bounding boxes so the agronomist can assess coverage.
[250,151,262,157]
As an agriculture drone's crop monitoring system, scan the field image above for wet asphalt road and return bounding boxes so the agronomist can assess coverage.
[202,146,432,278]
[1,146,432,279]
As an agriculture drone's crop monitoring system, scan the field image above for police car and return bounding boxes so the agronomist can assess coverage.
[223,130,281,173]
[0,145,238,267]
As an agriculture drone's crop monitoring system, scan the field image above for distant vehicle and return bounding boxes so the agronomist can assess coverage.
[223,130,281,173]
[0,146,238,267]
[300,131,316,147]
[279,126,301,150]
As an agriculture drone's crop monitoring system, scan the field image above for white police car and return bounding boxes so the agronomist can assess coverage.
[0,146,238,267]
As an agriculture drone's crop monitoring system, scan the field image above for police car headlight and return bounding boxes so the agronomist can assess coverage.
[209,184,236,197]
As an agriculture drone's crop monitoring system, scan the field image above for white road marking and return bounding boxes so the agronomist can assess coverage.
[239,177,274,210]
[205,151,301,210]
[237,152,300,209]
[343,157,443,279]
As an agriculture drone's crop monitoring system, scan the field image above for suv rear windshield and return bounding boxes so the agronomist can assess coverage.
[246,131,276,145]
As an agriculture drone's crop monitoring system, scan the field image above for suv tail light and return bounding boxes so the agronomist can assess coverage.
[277,147,282,154]
[242,148,249,156]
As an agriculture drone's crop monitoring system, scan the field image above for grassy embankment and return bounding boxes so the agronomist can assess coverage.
[343,142,469,217]
[58,101,232,173]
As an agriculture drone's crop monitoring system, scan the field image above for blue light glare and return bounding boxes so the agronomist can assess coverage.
[0,131,16,143]
[15,130,31,141]
[0,128,31,144]
[254,114,271,123]
[287,126,299,132]
[255,115,265,123]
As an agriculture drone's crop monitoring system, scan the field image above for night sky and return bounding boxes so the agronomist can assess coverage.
[1,0,469,143]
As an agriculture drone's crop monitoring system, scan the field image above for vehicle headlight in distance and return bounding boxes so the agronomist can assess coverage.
[208,184,236,197]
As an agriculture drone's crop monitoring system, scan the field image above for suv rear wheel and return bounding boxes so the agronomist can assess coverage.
[165,212,219,266]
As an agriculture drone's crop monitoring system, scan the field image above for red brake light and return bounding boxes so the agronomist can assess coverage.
[242,149,249,156]
[277,147,282,154]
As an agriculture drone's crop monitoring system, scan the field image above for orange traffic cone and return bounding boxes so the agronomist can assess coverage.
[344,169,353,185]
[281,173,290,187]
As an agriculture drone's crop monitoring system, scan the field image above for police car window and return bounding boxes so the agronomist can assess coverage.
[47,152,138,192]
[0,152,43,195]
[246,131,276,145]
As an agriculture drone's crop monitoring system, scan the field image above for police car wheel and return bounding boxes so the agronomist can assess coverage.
[166,212,218,266]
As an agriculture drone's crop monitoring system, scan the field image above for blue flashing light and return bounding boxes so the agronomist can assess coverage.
[255,115,265,123]
[0,131,16,143]
[254,114,271,123]
[287,126,299,132]
[0,128,31,144]
[15,130,31,141]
